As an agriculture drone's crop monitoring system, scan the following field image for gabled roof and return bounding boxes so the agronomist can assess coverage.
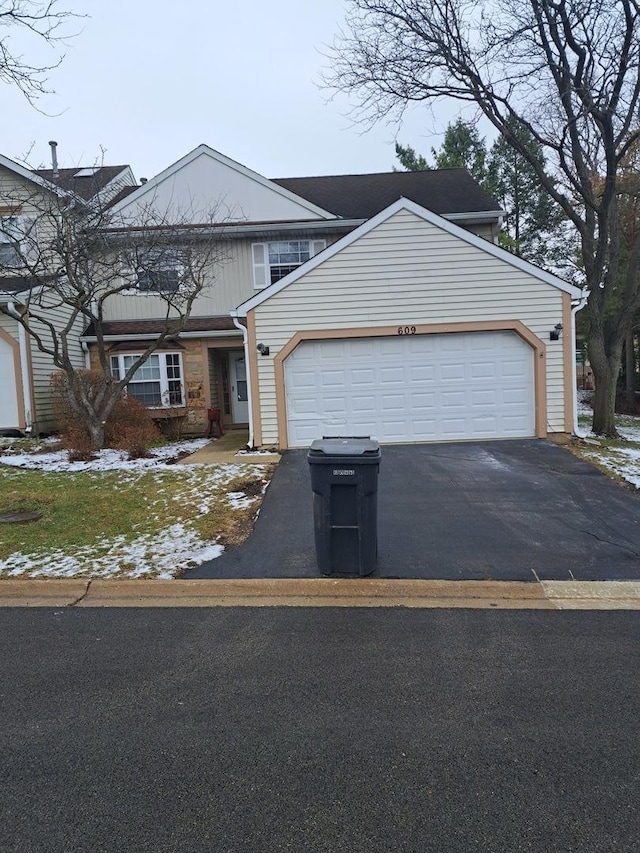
[235,197,582,317]
[35,166,135,201]
[273,169,502,220]
[0,153,73,199]
[109,144,335,220]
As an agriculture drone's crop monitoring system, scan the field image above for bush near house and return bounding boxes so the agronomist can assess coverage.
[51,370,161,460]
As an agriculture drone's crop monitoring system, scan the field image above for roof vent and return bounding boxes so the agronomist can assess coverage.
[49,140,59,178]
[140,177,148,184]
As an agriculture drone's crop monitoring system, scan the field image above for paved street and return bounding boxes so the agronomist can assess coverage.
[1,607,639,851]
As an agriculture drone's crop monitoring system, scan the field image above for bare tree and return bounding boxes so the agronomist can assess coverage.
[0,180,228,449]
[1,0,79,102]
[327,0,640,436]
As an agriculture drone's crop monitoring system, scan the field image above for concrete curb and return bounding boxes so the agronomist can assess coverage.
[1,578,640,609]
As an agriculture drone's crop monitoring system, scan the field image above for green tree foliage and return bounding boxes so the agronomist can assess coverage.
[486,119,566,267]
[431,120,487,186]
[395,119,566,268]
[394,142,428,171]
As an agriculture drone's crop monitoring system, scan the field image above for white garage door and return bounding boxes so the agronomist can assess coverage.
[0,336,20,429]
[284,331,535,447]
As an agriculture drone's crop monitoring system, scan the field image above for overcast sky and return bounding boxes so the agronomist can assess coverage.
[3,0,467,182]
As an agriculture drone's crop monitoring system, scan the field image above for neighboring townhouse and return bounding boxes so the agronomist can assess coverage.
[81,144,513,440]
[0,150,137,434]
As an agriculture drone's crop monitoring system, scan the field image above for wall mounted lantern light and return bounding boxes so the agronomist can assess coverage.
[550,323,563,341]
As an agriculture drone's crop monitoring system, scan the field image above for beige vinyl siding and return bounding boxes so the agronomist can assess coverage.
[27,296,86,430]
[0,310,19,338]
[102,234,343,322]
[252,208,568,446]
[459,222,496,242]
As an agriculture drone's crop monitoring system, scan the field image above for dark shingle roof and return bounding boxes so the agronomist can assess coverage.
[273,169,499,219]
[0,276,42,295]
[34,166,133,200]
[82,316,238,338]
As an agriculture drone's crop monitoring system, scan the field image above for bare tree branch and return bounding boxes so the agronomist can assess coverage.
[0,0,82,102]
[326,0,640,435]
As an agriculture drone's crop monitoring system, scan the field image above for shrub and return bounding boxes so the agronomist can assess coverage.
[50,370,160,458]
[105,396,160,458]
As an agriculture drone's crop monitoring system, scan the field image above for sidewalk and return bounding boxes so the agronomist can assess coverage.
[2,578,640,609]
[176,430,280,465]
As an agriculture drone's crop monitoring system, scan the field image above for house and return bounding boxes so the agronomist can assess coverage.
[0,150,137,433]
[82,144,539,441]
[1,143,584,447]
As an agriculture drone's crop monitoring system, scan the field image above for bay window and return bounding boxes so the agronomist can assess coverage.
[110,352,184,407]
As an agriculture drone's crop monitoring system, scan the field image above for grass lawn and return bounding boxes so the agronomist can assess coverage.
[573,410,640,489]
[0,455,274,579]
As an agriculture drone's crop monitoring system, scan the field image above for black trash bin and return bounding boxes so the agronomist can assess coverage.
[307,437,381,577]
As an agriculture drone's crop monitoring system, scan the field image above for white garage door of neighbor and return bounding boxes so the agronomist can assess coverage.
[0,336,20,429]
[284,331,535,447]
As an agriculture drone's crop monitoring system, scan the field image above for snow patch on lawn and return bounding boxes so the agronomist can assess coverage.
[4,525,225,580]
[0,438,210,472]
[582,444,640,490]
[0,440,271,579]
[226,491,257,510]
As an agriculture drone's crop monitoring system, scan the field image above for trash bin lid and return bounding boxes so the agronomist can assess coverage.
[309,436,380,456]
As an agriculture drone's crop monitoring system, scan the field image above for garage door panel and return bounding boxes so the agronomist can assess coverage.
[379,366,404,384]
[409,365,436,383]
[351,395,377,414]
[351,368,376,386]
[471,389,498,406]
[284,332,535,447]
[441,363,466,381]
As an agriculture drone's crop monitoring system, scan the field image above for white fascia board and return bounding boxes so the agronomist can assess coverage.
[80,329,242,343]
[109,144,336,220]
[0,153,78,201]
[444,209,505,223]
[236,197,582,316]
[87,167,137,206]
[215,218,363,238]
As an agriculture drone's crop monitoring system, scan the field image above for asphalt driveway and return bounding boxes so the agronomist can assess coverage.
[186,440,640,581]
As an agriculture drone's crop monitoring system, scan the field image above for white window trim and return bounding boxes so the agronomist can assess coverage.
[110,351,185,408]
[0,215,23,268]
[252,239,326,289]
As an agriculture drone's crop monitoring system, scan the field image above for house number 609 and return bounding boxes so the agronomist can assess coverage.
[397,325,417,335]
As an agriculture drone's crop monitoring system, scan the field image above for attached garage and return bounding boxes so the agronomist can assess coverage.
[283,331,535,447]
[236,198,584,450]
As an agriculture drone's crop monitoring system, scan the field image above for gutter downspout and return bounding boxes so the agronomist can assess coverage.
[81,340,91,369]
[571,292,590,438]
[231,311,254,449]
[6,302,33,433]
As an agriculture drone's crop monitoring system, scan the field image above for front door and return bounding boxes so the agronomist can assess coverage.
[229,352,249,423]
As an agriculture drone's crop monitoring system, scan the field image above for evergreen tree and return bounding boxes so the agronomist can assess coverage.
[394,143,428,171]
[430,120,487,187]
[487,118,566,267]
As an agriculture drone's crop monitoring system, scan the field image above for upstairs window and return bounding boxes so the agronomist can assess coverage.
[136,268,181,293]
[0,217,22,269]
[252,239,326,288]
[135,248,182,293]
[110,352,184,407]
